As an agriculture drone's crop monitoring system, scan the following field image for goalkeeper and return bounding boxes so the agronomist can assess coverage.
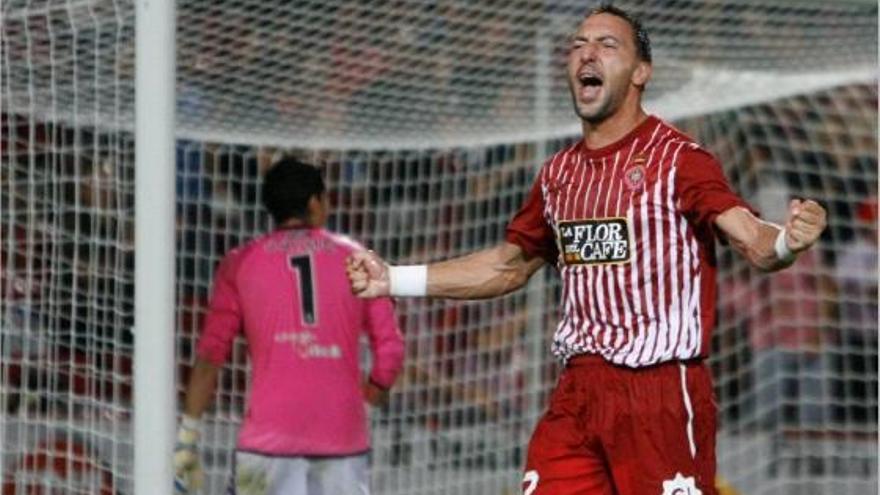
[347,5,826,495]
[175,158,404,494]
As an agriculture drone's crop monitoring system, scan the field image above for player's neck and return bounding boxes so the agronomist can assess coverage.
[278,218,313,230]
[581,105,648,151]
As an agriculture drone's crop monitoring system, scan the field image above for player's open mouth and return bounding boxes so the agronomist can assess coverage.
[579,74,603,87]
[578,72,603,101]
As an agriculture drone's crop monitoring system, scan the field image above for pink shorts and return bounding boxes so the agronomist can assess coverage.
[522,355,717,495]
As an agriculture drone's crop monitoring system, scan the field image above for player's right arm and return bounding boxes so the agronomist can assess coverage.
[175,250,244,493]
[347,241,545,299]
[182,358,222,418]
[185,249,244,416]
[173,358,221,494]
[349,168,553,300]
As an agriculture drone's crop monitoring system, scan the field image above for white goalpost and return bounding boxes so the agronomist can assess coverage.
[1,1,877,495]
[133,0,176,492]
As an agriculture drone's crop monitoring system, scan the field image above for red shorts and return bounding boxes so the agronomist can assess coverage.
[522,355,717,495]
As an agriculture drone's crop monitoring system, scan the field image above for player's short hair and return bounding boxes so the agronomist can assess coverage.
[587,3,652,63]
[262,157,325,224]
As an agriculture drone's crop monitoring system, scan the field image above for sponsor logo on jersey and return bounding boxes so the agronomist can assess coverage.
[661,472,703,495]
[275,331,342,359]
[558,218,631,265]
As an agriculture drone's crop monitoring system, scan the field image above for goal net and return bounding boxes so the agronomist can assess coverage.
[1,1,876,494]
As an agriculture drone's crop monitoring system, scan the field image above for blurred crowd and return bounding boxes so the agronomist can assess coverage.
[688,85,879,433]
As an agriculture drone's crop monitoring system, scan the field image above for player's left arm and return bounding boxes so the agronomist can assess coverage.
[715,199,827,272]
[675,146,826,271]
[362,296,405,406]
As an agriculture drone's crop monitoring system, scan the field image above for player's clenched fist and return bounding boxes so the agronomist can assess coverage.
[783,199,827,253]
[346,251,391,298]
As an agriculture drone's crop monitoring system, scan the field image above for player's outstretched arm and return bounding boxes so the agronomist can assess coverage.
[715,199,827,272]
[347,242,545,300]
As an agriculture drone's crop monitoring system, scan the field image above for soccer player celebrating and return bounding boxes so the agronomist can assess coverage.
[175,158,404,495]
[347,5,826,495]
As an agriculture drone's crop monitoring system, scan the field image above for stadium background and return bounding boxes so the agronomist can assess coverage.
[1,0,877,494]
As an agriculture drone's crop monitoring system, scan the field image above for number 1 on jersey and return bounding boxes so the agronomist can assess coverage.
[289,255,316,325]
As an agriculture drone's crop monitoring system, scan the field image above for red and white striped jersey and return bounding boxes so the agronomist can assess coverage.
[507,116,754,367]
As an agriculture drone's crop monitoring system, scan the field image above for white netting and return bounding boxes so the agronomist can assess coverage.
[2,0,877,148]
[681,83,878,495]
[1,120,136,491]
[2,1,877,494]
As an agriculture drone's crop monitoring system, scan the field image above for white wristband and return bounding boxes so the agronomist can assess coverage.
[389,265,428,297]
[774,228,796,263]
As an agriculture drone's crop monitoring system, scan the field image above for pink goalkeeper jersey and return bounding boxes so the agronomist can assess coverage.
[196,226,404,456]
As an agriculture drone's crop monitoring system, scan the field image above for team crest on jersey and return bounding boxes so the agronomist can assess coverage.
[623,153,648,191]
[558,218,631,265]
[661,472,702,495]
[623,164,646,191]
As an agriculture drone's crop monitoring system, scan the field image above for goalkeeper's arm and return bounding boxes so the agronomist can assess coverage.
[183,358,222,418]
[174,358,221,494]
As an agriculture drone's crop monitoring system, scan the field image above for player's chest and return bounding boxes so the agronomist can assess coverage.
[543,154,679,267]
[543,153,675,220]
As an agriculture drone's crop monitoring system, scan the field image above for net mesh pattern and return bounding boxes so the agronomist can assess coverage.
[2,0,877,147]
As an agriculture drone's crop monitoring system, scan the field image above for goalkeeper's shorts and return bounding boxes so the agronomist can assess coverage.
[227,451,369,495]
[522,354,717,495]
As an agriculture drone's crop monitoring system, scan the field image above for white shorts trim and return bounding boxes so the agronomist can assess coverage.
[678,363,697,459]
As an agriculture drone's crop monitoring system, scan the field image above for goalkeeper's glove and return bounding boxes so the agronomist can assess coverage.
[363,378,391,407]
[173,415,204,494]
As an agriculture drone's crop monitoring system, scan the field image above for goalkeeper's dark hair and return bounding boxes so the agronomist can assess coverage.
[587,3,652,63]
[262,157,325,224]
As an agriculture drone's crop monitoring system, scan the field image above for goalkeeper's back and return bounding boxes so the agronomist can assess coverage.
[194,166,404,457]
[197,160,403,456]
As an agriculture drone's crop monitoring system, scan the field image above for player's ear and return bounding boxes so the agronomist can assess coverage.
[307,193,328,226]
[632,61,651,89]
